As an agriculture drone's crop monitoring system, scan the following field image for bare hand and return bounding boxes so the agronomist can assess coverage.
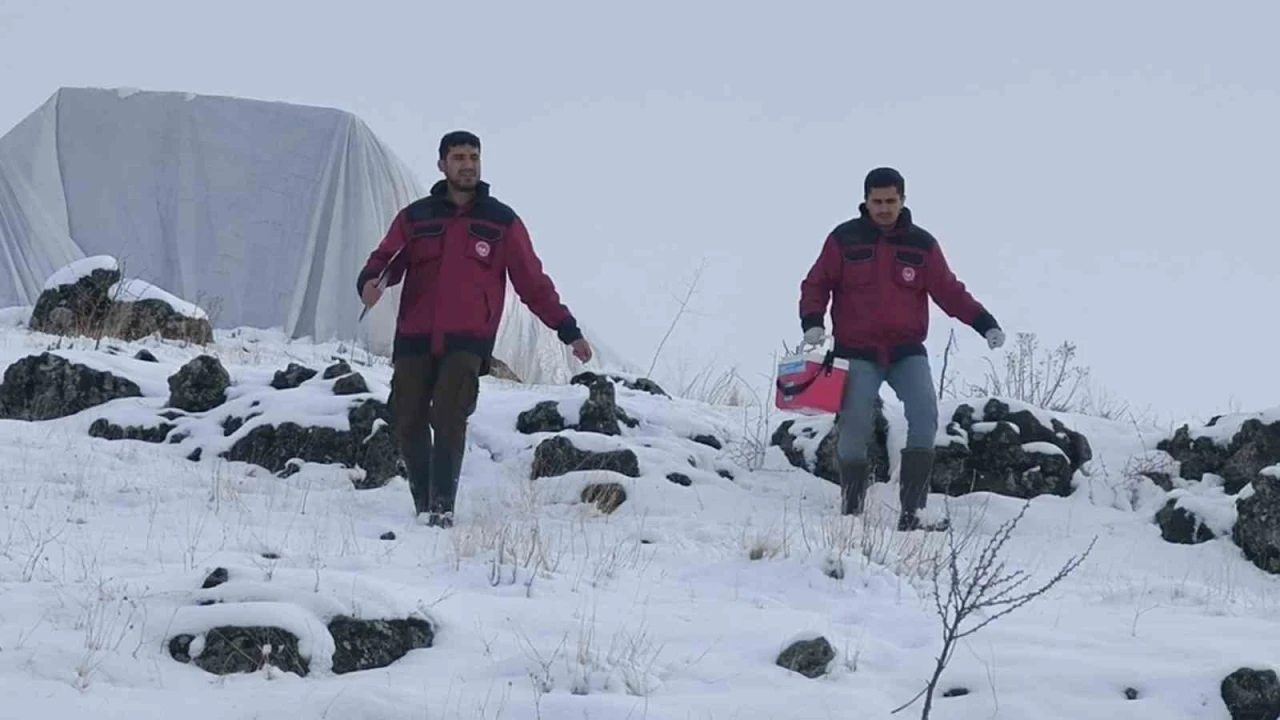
[570,338,592,363]
[361,279,384,308]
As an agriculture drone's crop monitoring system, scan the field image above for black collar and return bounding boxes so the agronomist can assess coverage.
[858,203,914,233]
[430,179,491,200]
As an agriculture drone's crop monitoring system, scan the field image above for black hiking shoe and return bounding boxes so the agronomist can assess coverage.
[897,512,950,532]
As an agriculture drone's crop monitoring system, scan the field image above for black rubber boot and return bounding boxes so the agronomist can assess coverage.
[839,460,871,516]
[427,438,464,528]
[401,437,433,516]
[898,448,946,531]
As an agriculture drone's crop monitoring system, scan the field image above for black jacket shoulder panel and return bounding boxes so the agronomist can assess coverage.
[404,197,450,222]
[468,196,518,226]
[832,218,875,247]
[891,225,937,251]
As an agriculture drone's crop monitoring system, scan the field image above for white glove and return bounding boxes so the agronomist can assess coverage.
[803,327,826,346]
[985,328,1005,350]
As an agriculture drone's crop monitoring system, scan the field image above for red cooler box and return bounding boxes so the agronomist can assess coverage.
[774,351,847,414]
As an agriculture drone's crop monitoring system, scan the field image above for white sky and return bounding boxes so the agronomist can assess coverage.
[1,0,1276,425]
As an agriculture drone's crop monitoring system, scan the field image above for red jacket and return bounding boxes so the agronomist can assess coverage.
[799,205,998,367]
[358,180,581,365]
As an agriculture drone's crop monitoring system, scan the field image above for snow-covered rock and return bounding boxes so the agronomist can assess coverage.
[770,402,891,486]
[932,398,1092,499]
[0,352,142,420]
[29,255,213,345]
[1234,474,1280,574]
[1158,409,1280,494]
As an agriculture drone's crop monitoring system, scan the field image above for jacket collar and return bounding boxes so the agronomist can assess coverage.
[430,179,491,200]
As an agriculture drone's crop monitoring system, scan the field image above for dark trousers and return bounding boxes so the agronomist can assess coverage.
[390,351,482,515]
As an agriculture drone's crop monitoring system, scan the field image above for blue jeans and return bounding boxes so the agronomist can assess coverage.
[837,355,938,464]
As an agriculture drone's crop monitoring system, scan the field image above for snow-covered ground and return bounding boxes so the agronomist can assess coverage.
[1,319,1278,720]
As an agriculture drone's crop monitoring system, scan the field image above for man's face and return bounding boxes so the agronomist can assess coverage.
[865,186,903,227]
[439,144,480,190]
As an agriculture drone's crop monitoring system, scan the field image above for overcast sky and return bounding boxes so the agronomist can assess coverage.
[1,0,1276,425]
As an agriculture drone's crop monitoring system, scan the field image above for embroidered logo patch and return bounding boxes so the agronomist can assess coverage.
[474,241,491,258]
[902,266,916,282]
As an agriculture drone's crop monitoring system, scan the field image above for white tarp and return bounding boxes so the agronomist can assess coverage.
[0,86,634,384]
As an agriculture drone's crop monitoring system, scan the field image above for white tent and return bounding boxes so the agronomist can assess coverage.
[0,86,634,383]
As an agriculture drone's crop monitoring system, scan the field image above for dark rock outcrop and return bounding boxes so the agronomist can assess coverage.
[1159,417,1280,495]
[271,363,317,390]
[103,298,214,345]
[1221,667,1280,720]
[570,371,668,398]
[168,355,231,413]
[692,434,723,450]
[517,401,566,434]
[0,353,142,421]
[770,402,891,486]
[531,436,641,480]
[322,360,352,380]
[328,615,434,675]
[201,567,229,589]
[221,399,400,489]
[88,418,175,443]
[776,637,834,679]
[170,614,435,678]
[516,380,638,437]
[1154,498,1216,545]
[169,626,309,676]
[30,263,212,345]
[29,266,119,337]
[930,399,1091,499]
[578,379,624,436]
[667,472,692,487]
[134,349,158,363]
[332,372,369,396]
[581,483,627,513]
[1234,474,1280,575]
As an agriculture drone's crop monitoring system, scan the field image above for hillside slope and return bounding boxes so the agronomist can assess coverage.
[1,315,1279,720]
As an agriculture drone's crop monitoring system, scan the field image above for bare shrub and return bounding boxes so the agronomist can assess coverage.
[892,499,1097,719]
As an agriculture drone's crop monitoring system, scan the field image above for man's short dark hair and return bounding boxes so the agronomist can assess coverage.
[864,167,905,198]
[439,130,480,160]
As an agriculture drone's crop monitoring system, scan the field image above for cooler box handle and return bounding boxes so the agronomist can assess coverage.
[776,349,837,396]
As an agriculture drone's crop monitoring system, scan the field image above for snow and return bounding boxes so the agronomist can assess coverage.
[1164,475,1240,538]
[111,278,209,320]
[41,254,118,290]
[1263,464,1280,479]
[2,324,1279,720]
[1024,440,1068,457]
[0,306,31,329]
[1182,406,1280,447]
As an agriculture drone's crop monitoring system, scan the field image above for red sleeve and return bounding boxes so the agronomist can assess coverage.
[505,216,581,344]
[799,233,841,330]
[926,242,999,336]
[356,211,410,296]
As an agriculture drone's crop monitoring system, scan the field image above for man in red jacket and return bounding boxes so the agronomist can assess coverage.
[799,167,1004,530]
[358,130,592,527]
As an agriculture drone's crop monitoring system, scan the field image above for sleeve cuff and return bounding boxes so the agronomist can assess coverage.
[801,314,825,331]
[971,311,999,336]
[556,317,583,345]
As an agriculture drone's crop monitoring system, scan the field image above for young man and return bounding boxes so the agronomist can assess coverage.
[358,130,592,527]
[798,167,1004,530]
